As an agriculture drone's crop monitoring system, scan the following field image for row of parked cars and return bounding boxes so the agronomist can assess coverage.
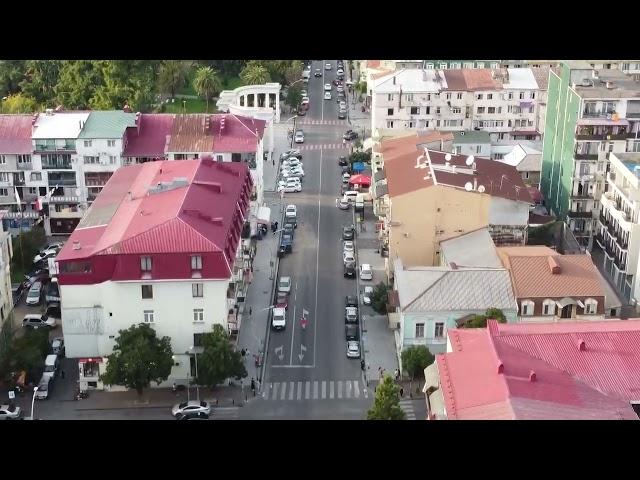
[278,205,297,258]
[277,150,305,193]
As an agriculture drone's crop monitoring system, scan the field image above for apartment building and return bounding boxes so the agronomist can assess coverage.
[540,62,640,248]
[0,210,13,325]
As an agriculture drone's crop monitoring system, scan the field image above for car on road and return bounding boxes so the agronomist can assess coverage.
[337,84,344,93]
[343,241,354,254]
[281,150,302,160]
[343,251,355,266]
[171,400,211,418]
[345,324,359,341]
[176,411,209,420]
[278,276,292,293]
[277,183,302,193]
[25,281,43,306]
[342,172,351,183]
[283,222,295,238]
[0,404,22,420]
[45,303,61,324]
[345,306,358,324]
[314,68,322,77]
[338,156,348,166]
[279,233,293,255]
[301,96,310,105]
[278,178,302,190]
[344,264,356,278]
[283,219,296,232]
[281,158,303,168]
[42,354,60,379]
[360,264,373,281]
[324,83,332,92]
[325,63,332,70]
[362,286,374,305]
[324,91,332,100]
[296,105,307,116]
[51,337,65,357]
[45,279,60,303]
[338,100,347,109]
[280,170,304,181]
[35,375,53,400]
[338,110,346,119]
[285,204,297,218]
[300,90,308,97]
[345,295,358,307]
[294,130,304,144]
[343,130,358,141]
[276,290,289,310]
[271,306,286,330]
[342,225,355,240]
[346,341,361,359]
[337,198,350,210]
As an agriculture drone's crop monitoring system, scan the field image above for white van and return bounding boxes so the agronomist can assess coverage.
[271,307,286,331]
[42,354,59,379]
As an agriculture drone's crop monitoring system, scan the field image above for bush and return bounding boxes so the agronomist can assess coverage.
[371,282,388,314]
[349,151,371,165]
[461,308,507,328]
[401,345,434,381]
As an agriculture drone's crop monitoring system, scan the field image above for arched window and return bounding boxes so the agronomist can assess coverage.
[542,299,556,316]
[584,298,598,315]
[520,300,534,316]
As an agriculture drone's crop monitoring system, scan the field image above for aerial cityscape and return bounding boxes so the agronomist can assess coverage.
[1,59,640,420]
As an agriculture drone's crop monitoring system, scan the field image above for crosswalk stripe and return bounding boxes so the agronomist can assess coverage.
[280,382,287,400]
[297,381,303,400]
[346,381,352,399]
[330,381,335,399]
[305,381,311,399]
[271,382,279,400]
[354,381,360,398]
[289,381,295,400]
[313,381,319,399]
[337,380,343,399]
[321,381,327,399]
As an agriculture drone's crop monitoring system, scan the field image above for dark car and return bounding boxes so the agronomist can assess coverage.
[280,233,293,253]
[338,156,348,167]
[314,69,322,77]
[283,220,296,232]
[338,110,347,119]
[344,264,356,278]
[297,106,307,116]
[45,281,60,304]
[345,324,360,341]
[283,223,295,238]
[343,130,358,141]
[342,225,355,240]
[345,295,358,307]
[46,302,61,320]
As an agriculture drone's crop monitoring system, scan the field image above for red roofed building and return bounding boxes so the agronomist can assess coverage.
[423,319,640,420]
[56,158,252,391]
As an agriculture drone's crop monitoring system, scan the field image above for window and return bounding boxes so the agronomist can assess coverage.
[434,322,444,338]
[0,173,8,182]
[408,122,414,128]
[28,187,37,195]
[455,146,462,154]
[487,93,493,100]
[520,300,534,316]
[445,93,451,100]
[490,62,499,69]
[191,255,202,270]
[109,156,117,164]
[17,154,31,164]
[387,94,394,101]
[508,92,513,100]
[542,299,555,316]
[0,155,5,164]
[584,298,598,314]
[426,94,431,101]
[457,93,463,100]
[0,188,7,197]
[477,93,483,100]
[387,108,394,116]
[410,106,420,115]
[498,133,505,140]
[405,94,413,102]
[193,309,204,322]
[452,107,461,114]
[84,140,92,147]
[463,62,473,69]
[143,310,155,323]
[192,283,203,298]
[425,63,434,70]
[436,107,441,114]
[476,62,485,68]
[216,154,223,162]
[439,63,447,69]
[530,92,536,99]
[436,120,441,127]
[386,121,394,128]
[107,140,116,147]
[84,156,100,164]
[476,145,482,154]
[477,107,485,114]
[519,91,525,99]
[488,107,496,114]
[141,285,153,299]
[140,256,152,271]
[425,106,431,115]
[451,62,461,69]
[415,323,425,338]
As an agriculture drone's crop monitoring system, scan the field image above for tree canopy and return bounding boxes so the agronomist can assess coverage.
[240,62,271,85]
[196,324,247,388]
[367,375,406,420]
[193,66,222,113]
[401,345,435,381]
[100,323,173,398]
[157,60,191,99]
[0,93,37,113]
[461,308,507,328]
[285,84,303,111]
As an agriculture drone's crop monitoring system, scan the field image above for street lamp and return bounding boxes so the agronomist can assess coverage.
[284,115,298,148]
[190,346,200,401]
[30,386,38,420]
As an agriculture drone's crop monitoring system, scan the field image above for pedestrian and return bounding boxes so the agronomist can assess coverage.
[249,307,252,316]
[61,369,65,379]
[241,348,246,357]
[400,387,404,398]
[272,158,275,166]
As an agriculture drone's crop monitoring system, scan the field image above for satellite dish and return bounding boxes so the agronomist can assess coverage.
[445,153,452,161]
[466,155,475,166]
[464,182,473,192]
[478,185,486,193]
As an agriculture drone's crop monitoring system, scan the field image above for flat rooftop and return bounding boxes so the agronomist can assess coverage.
[613,152,640,174]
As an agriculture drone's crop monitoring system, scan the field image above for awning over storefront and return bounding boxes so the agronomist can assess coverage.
[423,363,440,392]
[556,297,577,309]
[352,162,366,173]
[257,206,271,225]
[350,174,371,186]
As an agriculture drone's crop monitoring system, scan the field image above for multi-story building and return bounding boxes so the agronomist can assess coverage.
[56,158,252,391]
[0,210,13,325]
[540,62,640,248]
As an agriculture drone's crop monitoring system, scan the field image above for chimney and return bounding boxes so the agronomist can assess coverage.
[497,362,504,374]
[547,256,561,274]
[72,241,81,250]
[136,112,141,134]
[578,339,586,351]
[529,370,537,382]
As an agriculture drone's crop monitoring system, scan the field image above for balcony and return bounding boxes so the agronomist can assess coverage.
[41,155,73,170]
[34,142,75,153]
[48,179,76,187]
[567,210,593,219]
[614,255,627,272]
[16,162,32,171]
[574,153,598,160]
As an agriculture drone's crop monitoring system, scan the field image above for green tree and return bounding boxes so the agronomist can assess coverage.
[370,282,388,314]
[461,308,507,328]
[100,323,173,399]
[285,84,302,111]
[0,60,26,96]
[367,375,406,420]
[401,345,434,383]
[196,324,247,388]
[2,329,50,383]
[193,66,222,113]
[157,60,191,99]
[284,60,304,85]
[0,93,37,113]
[20,60,62,105]
[54,60,103,109]
[240,63,271,85]
[90,60,157,112]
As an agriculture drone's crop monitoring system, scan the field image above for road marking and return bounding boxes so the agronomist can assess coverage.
[313,381,319,399]
[313,149,322,368]
[354,381,360,399]
[346,381,352,399]
[337,380,343,399]
[271,365,315,369]
[297,381,303,400]
[329,381,335,399]
[280,382,287,400]
[289,304,296,365]
[271,382,279,400]
[305,381,311,399]
[289,381,295,400]
[321,381,326,399]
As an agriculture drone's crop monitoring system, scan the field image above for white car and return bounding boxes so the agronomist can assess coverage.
[278,276,292,293]
[324,83,332,92]
[362,286,374,305]
[25,281,43,306]
[359,264,373,281]
[324,91,332,100]
[342,172,351,183]
[343,241,354,253]
[278,184,302,193]
[280,171,304,181]
[278,178,302,189]
[339,101,347,110]
[300,90,308,97]
[294,130,304,144]
[346,341,361,359]
[325,63,332,71]
[343,251,356,266]
[337,85,344,93]
[172,400,211,418]
[33,249,57,263]
[0,404,22,420]
[301,97,310,105]
[22,313,56,329]
[272,306,286,330]
[285,205,297,218]
[337,68,344,76]
[281,158,302,168]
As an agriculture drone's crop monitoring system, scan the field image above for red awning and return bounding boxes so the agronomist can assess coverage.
[349,174,371,186]
[79,358,104,363]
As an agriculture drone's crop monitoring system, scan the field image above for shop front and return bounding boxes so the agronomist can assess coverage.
[78,357,106,391]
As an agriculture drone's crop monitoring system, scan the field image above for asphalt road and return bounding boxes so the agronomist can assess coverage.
[258,61,372,419]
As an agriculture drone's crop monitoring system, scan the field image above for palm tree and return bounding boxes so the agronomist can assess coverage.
[157,60,191,99]
[193,66,222,113]
[240,64,271,85]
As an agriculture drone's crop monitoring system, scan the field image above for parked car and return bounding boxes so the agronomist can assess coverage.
[338,110,346,119]
[50,336,65,357]
[342,225,355,241]
[338,156,348,167]
[281,158,302,168]
[277,184,302,193]
[171,400,211,418]
[0,404,22,420]
[342,172,351,183]
[278,179,302,190]
[345,324,359,341]
[325,63,332,71]
[343,251,356,266]
[35,375,53,400]
[362,286,374,305]
[45,280,60,304]
[343,130,358,141]
[345,295,358,307]
[177,411,209,420]
[42,354,60,379]
[337,198,350,210]
[324,83,332,92]
[283,220,296,233]
[324,91,332,100]
[275,291,289,310]
[345,306,358,324]
[294,130,305,144]
[285,204,297,219]
[344,264,356,278]
[314,69,322,77]
[22,313,56,329]
[279,233,293,255]
[25,281,43,306]
[33,248,58,264]
[281,150,301,160]
[346,341,361,359]
[278,276,292,293]
[45,303,61,323]
[271,306,286,330]
[359,264,373,281]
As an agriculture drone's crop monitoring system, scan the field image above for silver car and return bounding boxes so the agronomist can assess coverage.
[25,281,43,306]
[362,286,374,305]
[346,341,361,359]
[0,404,22,420]
[172,400,211,418]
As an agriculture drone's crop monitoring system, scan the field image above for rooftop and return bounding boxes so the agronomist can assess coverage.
[123,114,175,157]
[439,228,502,269]
[32,111,91,139]
[211,114,265,153]
[499,144,543,172]
[453,130,491,145]
[436,319,640,420]
[611,152,640,176]
[500,68,539,90]
[167,114,215,153]
[0,114,33,154]
[574,67,640,99]
[442,69,499,91]
[373,69,443,93]
[78,111,137,139]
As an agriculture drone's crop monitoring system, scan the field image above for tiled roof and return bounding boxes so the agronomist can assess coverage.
[385,150,434,197]
[212,114,266,153]
[57,158,252,279]
[376,131,452,157]
[442,69,500,91]
[531,66,550,90]
[0,114,33,153]
[78,111,137,139]
[436,320,640,420]
[167,114,215,153]
[123,114,175,157]
[496,247,604,298]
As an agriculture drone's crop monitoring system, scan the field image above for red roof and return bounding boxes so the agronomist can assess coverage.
[211,114,265,153]
[436,320,640,420]
[123,114,175,157]
[57,158,252,280]
[443,69,500,91]
[0,114,34,154]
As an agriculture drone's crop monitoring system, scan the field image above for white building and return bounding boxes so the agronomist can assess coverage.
[0,210,13,325]
[56,158,253,391]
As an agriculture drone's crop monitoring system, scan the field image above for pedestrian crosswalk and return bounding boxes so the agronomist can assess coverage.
[264,379,369,401]
[297,144,350,151]
[399,399,417,420]
[296,120,348,126]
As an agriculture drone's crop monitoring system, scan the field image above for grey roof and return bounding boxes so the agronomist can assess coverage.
[517,153,542,172]
[440,228,502,268]
[374,169,386,182]
[393,258,516,313]
[575,69,640,99]
[453,130,491,144]
[373,181,388,198]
